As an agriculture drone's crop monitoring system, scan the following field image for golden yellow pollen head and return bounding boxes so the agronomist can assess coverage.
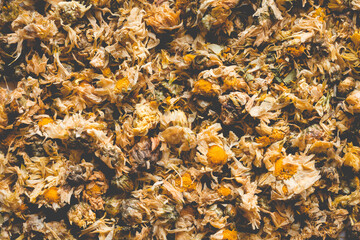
[274,158,298,180]
[223,229,238,240]
[287,45,305,57]
[43,187,60,203]
[193,79,218,97]
[38,118,54,127]
[207,145,228,166]
[115,77,130,93]
[217,186,232,197]
[282,185,289,195]
[175,172,196,192]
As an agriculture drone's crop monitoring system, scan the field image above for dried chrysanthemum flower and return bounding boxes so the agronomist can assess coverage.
[133,100,160,136]
[145,4,182,34]
[159,126,197,152]
[111,174,134,193]
[192,79,221,97]
[82,171,109,210]
[43,187,60,204]
[119,198,148,224]
[346,90,360,113]
[260,154,321,200]
[2,0,360,238]
[68,202,96,228]
[129,137,161,172]
[57,1,90,25]
[44,220,75,240]
[343,143,360,172]
[104,195,124,217]
[338,77,355,95]
[66,163,93,186]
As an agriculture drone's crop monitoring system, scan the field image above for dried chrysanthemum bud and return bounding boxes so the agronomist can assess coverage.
[104,196,124,217]
[66,165,87,186]
[68,202,96,228]
[111,174,134,193]
[120,199,147,224]
[338,77,355,95]
[219,92,249,125]
[57,1,90,25]
[129,138,161,172]
[145,4,182,34]
[346,90,360,113]
[160,126,197,152]
[158,204,179,224]
[201,4,232,31]
[344,143,360,172]
[43,139,58,156]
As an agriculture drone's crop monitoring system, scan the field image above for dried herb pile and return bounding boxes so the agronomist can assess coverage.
[1,0,360,239]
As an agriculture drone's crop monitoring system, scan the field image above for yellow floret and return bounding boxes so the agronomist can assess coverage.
[217,186,232,197]
[223,229,238,240]
[102,67,112,77]
[282,185,289,195]
[207,145,228,166]
[287,45,305,58]
[256,129,284,147]
[183,54,196,63]
[38,118,54,127]
[175,173,196,192]
[274,158,298,180]
[193,79,218,97]
[344,143,360,172]
[115,77,130,93]
[43,187,60,203]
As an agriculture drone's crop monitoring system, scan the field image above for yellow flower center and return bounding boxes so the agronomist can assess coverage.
[256,129,285,147]
[38,118,54,127]
[282,185,289,195]
[274,158,298,180]
[115,77,130,93]
[183,54,196,63]
[102,67,112,77]
[207,145,228,166]
[43,187,60,203]
[193,79,217,97]
[175,173,196,192]
[351,30,360,47]
[287,45,305,58]
[218,186,232,197]
[223,229,238,240]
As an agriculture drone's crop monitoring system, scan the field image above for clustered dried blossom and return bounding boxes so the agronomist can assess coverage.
[1,0,360,239]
